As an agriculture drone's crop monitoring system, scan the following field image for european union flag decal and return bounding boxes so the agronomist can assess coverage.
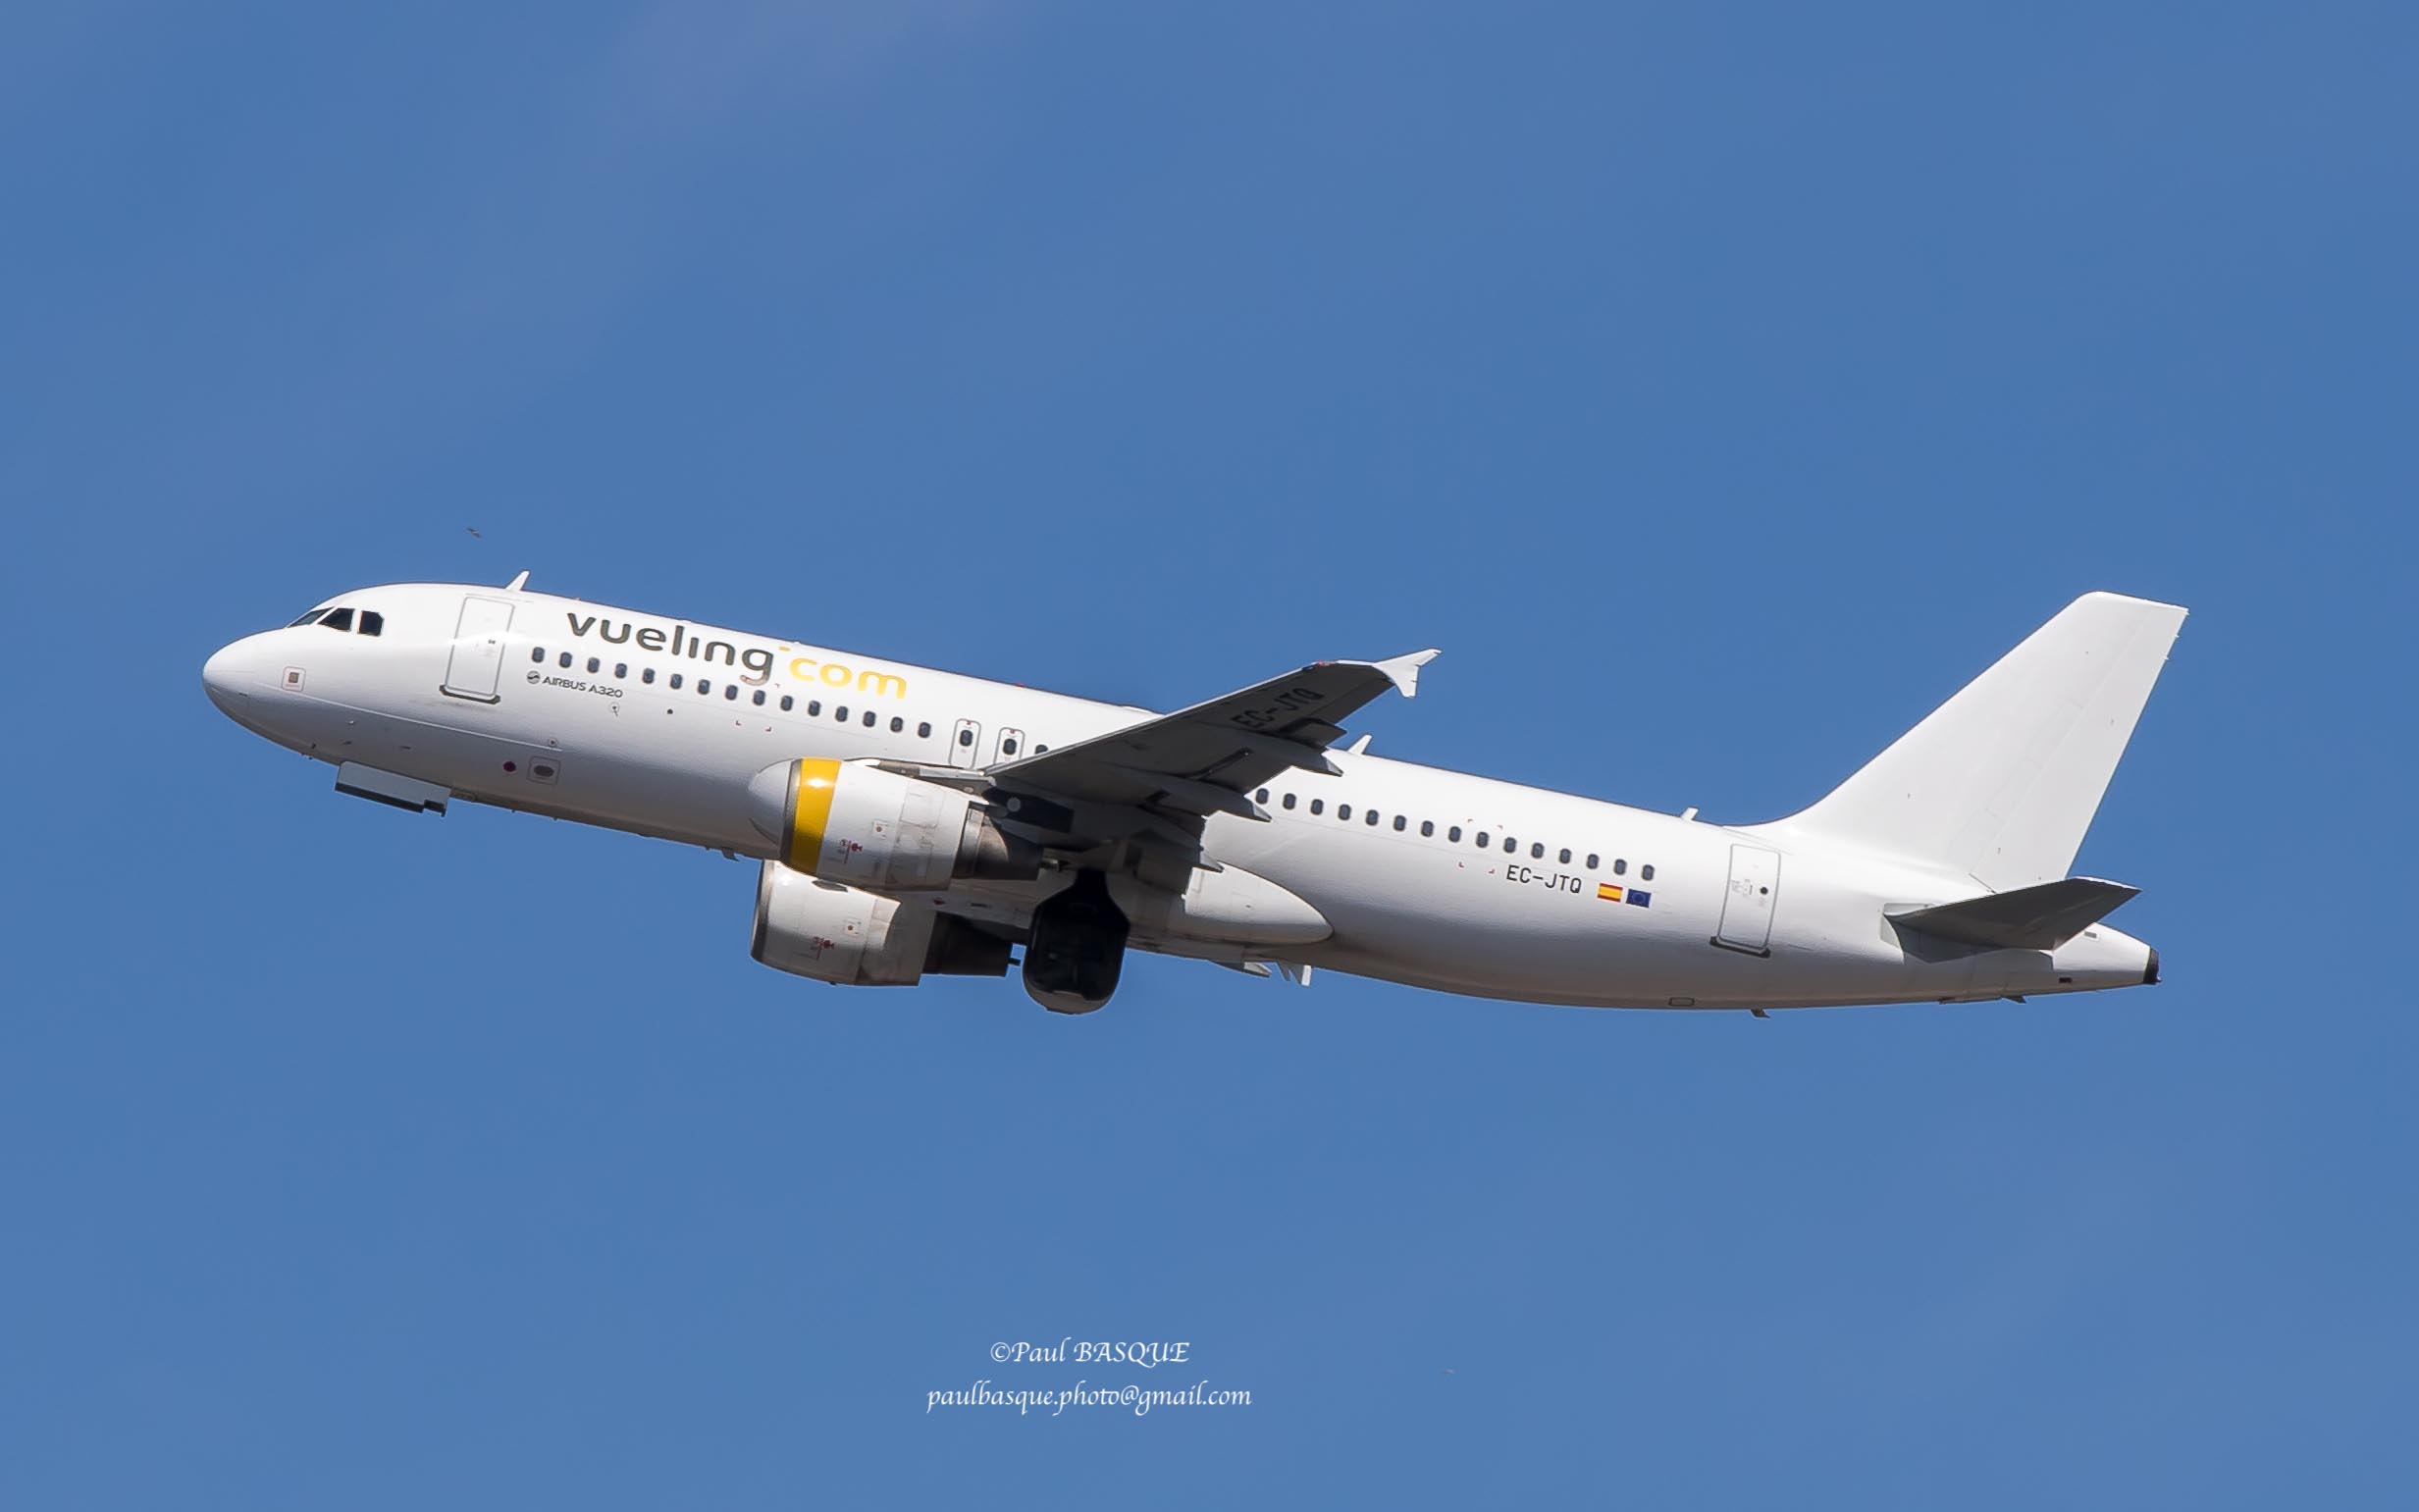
[1625,889,1652,909]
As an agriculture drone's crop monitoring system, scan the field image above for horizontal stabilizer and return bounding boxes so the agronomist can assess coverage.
[1887,876,2139,951]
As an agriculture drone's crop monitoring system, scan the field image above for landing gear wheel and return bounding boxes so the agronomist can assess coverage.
[1022,869,1130,1014]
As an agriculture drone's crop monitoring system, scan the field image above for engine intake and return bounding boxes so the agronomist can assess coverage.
[747,758,1041,891]
[752,863,1012,986]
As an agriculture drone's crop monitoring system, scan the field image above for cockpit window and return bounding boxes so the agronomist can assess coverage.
[293,604,384,634]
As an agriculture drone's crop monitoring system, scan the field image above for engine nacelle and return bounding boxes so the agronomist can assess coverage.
[751,862,1012,986]
[747,758,1041,891]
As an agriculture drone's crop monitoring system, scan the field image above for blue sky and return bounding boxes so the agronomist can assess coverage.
[2,1,2411,1504]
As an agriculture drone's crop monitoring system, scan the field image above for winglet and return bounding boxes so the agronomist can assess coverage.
[1372,648,1441,699]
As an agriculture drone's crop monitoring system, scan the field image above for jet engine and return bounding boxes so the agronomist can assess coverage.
[751,862,1011,987]
[747,758,1042,891]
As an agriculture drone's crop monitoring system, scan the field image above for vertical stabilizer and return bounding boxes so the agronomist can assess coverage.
[1767,593,2186,889]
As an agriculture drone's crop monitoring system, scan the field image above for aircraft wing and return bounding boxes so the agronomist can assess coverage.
[986,649,1439,822]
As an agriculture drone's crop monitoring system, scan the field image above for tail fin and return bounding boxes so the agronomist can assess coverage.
[1768,593,2186,889]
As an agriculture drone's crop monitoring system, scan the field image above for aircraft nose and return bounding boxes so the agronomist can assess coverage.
[202,637,262,715]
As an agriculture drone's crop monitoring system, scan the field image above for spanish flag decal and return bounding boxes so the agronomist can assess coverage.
[1598,883,1623,902]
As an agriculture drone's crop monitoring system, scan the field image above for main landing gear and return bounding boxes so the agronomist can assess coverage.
[1023,869,1129,1014]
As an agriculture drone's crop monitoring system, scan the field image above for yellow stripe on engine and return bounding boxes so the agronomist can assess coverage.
[789,758,841,870]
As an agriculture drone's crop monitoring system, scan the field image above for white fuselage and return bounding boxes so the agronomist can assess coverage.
[202,582,2158,1012]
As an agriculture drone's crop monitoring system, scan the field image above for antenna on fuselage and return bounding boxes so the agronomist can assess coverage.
[503,570,530,592]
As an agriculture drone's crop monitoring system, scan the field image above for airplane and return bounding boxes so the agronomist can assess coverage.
[202,577,2184,1016]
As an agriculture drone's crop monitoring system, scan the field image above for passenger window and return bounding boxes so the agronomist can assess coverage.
[531,648,545,662]
[1035,745,1048,753]
[1339,805,1352,821]
[1531,843,1544,859]
[1256,789,1270,804]
[1310,800,1325,815]
[321,607,354,632]
[643,667,656,685]
[836,705,850,721]
[1475,832,1489,847]
[863,710,875,727]
[670,673,684,690]
[1587,854,1600,869]
[1283,794,1297,809]
[357,611,384,637]
[957,727,973,747]
[1504,837,1517,854]
[809,701,822,716]
[1448,826,1462,842]
[1368,810,1382,826]
[1001,735,1017,753]
[558,652,572,668]
[1559,848,1572,864]
[891,717,904,733]
[780,695,793,711]
[614,663,628,678]
[919,722,932,738]
[587,657,601,674]
[1420,820,1434,837]
[726,685,740,701]
[698,680,712,696]
[1394,815,1406,831]
[1642,864,1656,882]
[1613,859,1627,876]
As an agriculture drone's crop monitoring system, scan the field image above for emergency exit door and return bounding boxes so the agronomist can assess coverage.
[949,719,981,768]
[1714,845,1781,955]
[442,596,514,702]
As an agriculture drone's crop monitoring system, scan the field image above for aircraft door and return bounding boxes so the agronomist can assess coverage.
[949,718,981,769]
[442,596,514,703]
[1714,845,1781,954]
